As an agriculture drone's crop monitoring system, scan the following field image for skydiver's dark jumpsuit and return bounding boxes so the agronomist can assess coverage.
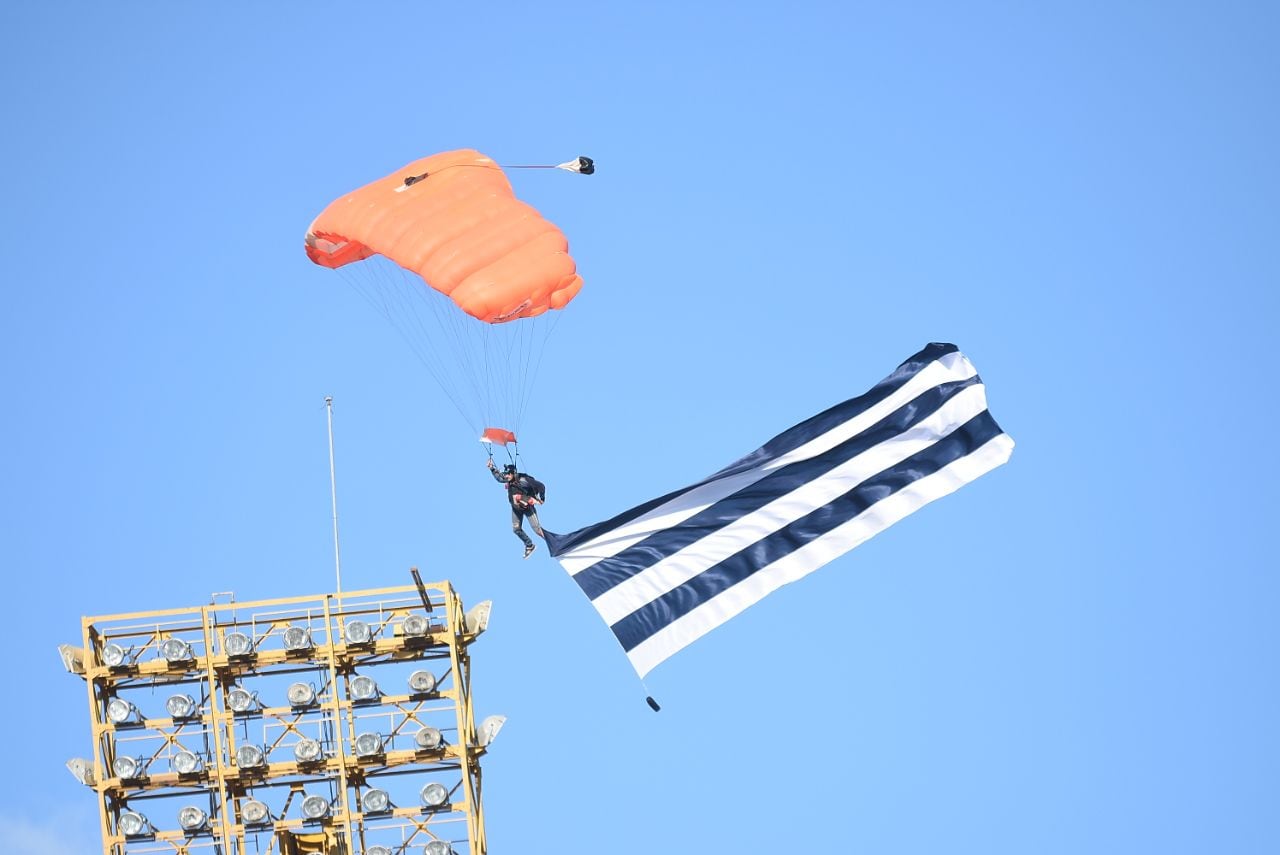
[489,466,546,550]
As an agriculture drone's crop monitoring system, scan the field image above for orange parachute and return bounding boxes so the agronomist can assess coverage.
[306,150,592,447]
[305,149,583,323]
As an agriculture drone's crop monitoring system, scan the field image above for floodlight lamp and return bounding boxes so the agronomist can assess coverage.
[282,626,312,651]
[113,755,145,780]
[414,727,443,751]
[477,714,507,748]
[177,805,209,832]
[349,675,379,702]
[161,637,194,663]
[117,810,150,838]
[420,782,449,808]
[227,686,258,714]
[166,693,198,719]
[402,613,430,637]
[353,731,384,758]
[300,794,330,820]
[101,642,129,668]
[58,643,86,674]
[172,750,204,775]
[424,841,453,855]
[464,600,493,637]
[235,744,265,770]
[344,619,372,645]
[294,738,323,764]
[241,799,271,825]
[408,670,437,694]
[287,681,317,707]
[360,788,390,814]
[106,698,140,725]
[66,758,97,787]
[366,847,394,855]
[223,631,254,657]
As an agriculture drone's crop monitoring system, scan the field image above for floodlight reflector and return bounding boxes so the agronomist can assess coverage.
[106,698,139,725]
[360,788,390,814]
[241,799,271,825]
[287,682,317,707]
[366,847,394,855]
[414,727,443,751]
[113,755,144,779]
[301,794,330,820]
[478,714,507,748]
[294,738,323,764]
[282,625,312,651]
[161,638,194,663]
[223,631,254,657]
[349,675,379,701]
[173,750,204,775]
[424,841,453,855]
[227,687,257,714]
[402,613,430,636]
[101,642,128,668]
[408,670,437,693]
[177,805,209,832]
[166,693,198,719]
[420,782,449,807]
[353,732,384,758]
[344,619,372,644]
[118,810,149,837]
[235,744,265,770]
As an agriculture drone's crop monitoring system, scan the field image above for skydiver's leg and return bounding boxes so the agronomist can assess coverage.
[527,507,545,539]
[511,508,534,548]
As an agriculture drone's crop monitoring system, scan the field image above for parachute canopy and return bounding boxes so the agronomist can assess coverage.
[480,427,518,447]
[305,149,583,323]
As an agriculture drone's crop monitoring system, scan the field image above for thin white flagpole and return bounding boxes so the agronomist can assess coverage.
[325,396,344,608]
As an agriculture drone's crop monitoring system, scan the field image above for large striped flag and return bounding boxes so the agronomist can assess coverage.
[544,343,1014,678]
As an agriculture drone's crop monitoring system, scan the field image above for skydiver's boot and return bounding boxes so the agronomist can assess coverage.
[523,543,536,559]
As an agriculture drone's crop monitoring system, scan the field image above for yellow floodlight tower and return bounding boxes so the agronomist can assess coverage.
[60,579,500,855]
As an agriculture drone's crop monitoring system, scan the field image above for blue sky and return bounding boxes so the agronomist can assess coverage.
[2,2,1277,853]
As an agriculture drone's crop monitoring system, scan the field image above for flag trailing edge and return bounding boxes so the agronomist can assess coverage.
[544,343,1015,678]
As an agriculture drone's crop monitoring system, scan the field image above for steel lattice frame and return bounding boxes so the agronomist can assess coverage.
[65,582,495,855]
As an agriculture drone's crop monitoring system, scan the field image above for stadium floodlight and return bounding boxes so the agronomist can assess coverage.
[106,698,141,725]
[101,642,129,668]
[353,732,384,758]
[414,727,443,751]
[287,681,317,708]
[282,625,312,652]
[420,782,449,808]
[344,619,373,645]
[424,841,453,855]
[360,788,391,814]
[477,714,507,748]
[172,749,204,775]
[464,600,492,636]
[58,643,86,674]
[402,613,430,637]
[294,738,324,764]
[366,847,394,855]
[227,686,259,714]
[166,693,198,719]
[161,638,194,664]
[300,794,330,820]
[223,631,254,658]
[113,755,146,780]
[408,670,437,694]
[349,675,379,702]
[241,799,271,826]
[117,810,151,838]
[66,758,97,787]
[235,744,265,770]
[177,805,209,832]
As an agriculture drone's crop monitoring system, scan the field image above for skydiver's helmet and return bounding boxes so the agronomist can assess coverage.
[502,464,517,478]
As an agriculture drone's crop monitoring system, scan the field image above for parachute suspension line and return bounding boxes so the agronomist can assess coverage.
[501,156,595,175]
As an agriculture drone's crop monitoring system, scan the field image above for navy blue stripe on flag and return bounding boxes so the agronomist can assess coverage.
[609,410,1005,652]
[571,374,984,600]
[544,341,961,557]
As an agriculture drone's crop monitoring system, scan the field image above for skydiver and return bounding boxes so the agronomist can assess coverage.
[487,460,546,558]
